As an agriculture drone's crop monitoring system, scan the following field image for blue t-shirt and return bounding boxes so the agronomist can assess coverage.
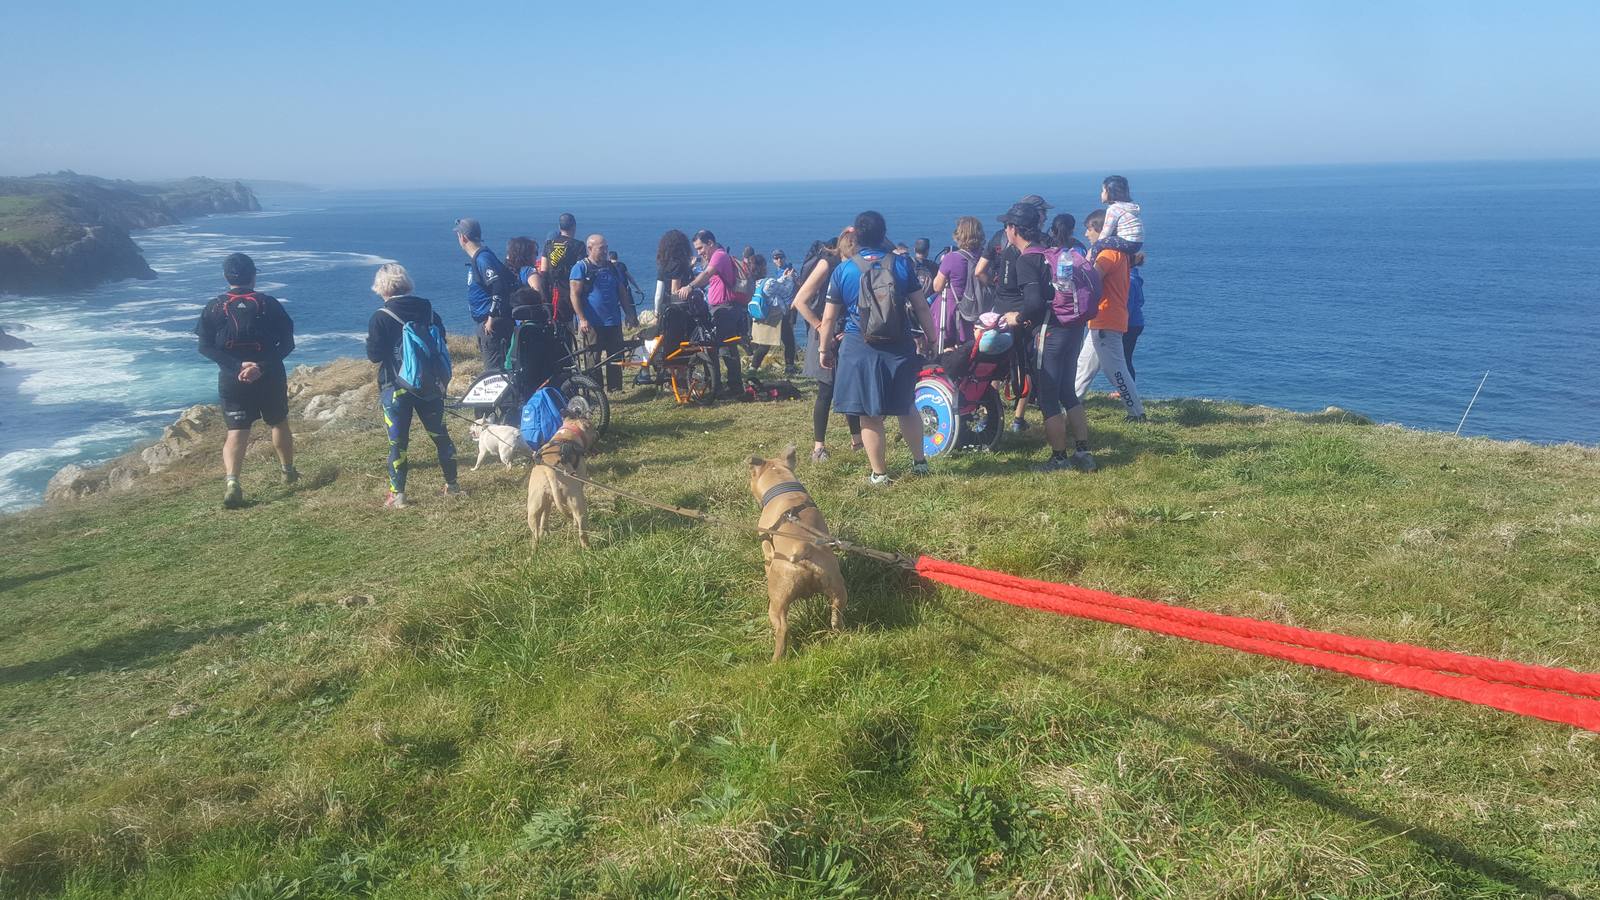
[466,247,512,321]
[569,258,626,327]
[1127,266,1145,329]
[826,249,919,337]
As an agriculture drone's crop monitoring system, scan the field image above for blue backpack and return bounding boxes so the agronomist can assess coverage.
[520,386,566,448]
[380,307,453,395]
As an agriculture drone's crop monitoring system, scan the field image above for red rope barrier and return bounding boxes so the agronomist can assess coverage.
[915,557,1600,733]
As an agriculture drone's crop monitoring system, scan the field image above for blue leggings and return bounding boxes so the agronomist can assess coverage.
[380,386,458,493]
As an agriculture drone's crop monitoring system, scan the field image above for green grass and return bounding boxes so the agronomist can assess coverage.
[2,371,1598,898]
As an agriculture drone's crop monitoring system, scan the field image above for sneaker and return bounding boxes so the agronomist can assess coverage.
[1034,454,1074,473]
[282,465,299,485]
[849,440,865,452]
[442,483,466,498]
[785,366,799,377]
[811,447,830,463]
[1124,414,1148,424]
[909,461,929,476]
[1071,450,1098,473]
[384,491,408,509]
[222,479,244,509]
[867,472,893,487]
[1009,418,1029,433]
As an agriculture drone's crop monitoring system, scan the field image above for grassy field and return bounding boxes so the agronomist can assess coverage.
[2,361,1598,898]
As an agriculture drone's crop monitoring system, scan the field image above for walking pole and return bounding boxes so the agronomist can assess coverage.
[1454,371,1490,437]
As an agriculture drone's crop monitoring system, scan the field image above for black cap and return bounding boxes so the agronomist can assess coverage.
[454,218,482,241]
[222,252,256,285]
[558,212,576,231]
[996,203,1041,228]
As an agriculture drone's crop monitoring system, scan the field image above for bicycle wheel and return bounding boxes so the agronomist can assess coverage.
[559,373,611,435]
[681,353,717,405]
[957,385,1004,452]
[914,376,960,459]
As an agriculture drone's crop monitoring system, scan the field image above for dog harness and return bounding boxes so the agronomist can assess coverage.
[759,480,811,510]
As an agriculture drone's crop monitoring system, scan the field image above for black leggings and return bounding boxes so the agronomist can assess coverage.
[813,380,862,444]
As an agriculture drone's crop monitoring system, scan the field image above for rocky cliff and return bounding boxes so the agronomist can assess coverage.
[0,172,261,294]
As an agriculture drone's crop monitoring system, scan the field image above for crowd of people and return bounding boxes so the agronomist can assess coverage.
[193,178,1152,506]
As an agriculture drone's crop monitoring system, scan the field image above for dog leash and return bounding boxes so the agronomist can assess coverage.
[545,466,916,570]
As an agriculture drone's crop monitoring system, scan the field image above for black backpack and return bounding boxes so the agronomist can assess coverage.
[853,253,907,343]
[216,291,267,352]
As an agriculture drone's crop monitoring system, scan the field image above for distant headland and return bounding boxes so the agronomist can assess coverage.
[0,171,261,294]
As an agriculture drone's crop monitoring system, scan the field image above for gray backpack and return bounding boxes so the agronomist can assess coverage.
[854,252,906,343]
[954,250,994,323]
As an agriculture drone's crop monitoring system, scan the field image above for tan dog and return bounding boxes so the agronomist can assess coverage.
[527,417,598,549]
[748,446,847,661]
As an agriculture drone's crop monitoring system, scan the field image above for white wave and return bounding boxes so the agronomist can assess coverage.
[0,422,158,513]
[294,331,366,346]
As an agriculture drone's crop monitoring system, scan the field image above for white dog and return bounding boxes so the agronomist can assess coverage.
[469,419,531,470]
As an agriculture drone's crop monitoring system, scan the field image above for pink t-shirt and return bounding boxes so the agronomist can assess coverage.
[705,248,738,307]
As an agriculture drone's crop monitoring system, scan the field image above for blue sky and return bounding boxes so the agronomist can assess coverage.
[3,0,1597,186]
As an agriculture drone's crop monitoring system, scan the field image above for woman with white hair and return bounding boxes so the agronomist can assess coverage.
[364,262,462,509]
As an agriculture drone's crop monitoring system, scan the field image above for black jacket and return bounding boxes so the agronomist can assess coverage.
[195,290,295,377]
[366,295,447,389]
[994,244,1052,331]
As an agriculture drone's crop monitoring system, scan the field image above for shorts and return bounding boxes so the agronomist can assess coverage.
[219,368,288,430]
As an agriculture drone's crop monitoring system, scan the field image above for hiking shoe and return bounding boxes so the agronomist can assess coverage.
[1009,418,1029,433]
[849,440,865,452]
[909,461,929,476]
[1072,450,1098,473]
[811,447,830,463]
[222,479,244,509]
[1035,455,1075,473]
[282,465,299,485]
[867,472,893,487]
[384,491,408,509]
[442,483,467,498]
[785,366,799,377]
[1124,414,1148,424]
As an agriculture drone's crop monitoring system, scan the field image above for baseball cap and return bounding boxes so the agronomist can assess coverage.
[996,203,1041,228]
[1018,194,1053,212]
[558,212,576,230]
[222,252,256,285]
[453,218,482,241]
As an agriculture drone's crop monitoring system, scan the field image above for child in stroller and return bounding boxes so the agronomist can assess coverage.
[914,312,1014,457]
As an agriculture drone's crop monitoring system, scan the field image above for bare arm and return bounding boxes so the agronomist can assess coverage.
[789,259,832,330]
[816,300,843,369]
[569,279,588,330]
[931,270,948,297]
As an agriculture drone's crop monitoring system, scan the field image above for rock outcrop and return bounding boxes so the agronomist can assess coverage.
[0,172,260,294]
[0,324,35,351]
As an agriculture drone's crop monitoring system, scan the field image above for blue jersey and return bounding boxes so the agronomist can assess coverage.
[570,258,626,327]
[825,249,919,337]
[466,247,512,321]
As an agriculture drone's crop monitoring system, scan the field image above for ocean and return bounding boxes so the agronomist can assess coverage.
[1,161,1597,511]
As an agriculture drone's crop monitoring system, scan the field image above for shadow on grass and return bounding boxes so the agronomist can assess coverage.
[0,564,91,594]
[0,619,267,685]
[944,608,1570,900]
[1163,399,1270,428]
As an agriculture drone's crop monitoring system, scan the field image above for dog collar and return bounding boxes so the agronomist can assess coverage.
[759,480,809,509]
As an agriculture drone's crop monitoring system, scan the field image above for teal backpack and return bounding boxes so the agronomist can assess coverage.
[380,307,453,395]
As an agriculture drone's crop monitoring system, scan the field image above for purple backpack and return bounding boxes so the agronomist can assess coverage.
[1042,246,1101,325]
